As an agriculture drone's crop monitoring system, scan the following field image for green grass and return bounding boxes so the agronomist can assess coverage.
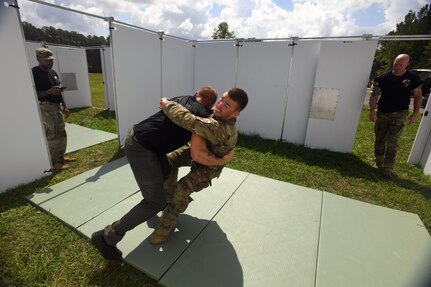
[1,74,430,286]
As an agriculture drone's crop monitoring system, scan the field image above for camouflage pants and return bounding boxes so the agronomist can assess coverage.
[40,102,67,165]
[374,110,408,171]
[160,144,223,228]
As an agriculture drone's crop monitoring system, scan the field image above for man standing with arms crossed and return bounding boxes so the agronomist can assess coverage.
[369,53,422,178]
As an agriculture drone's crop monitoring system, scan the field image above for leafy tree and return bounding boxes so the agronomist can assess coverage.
[371,4,431,79]
[212,22,235,39]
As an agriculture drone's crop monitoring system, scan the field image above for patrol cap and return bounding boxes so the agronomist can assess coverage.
[36,47,55,60]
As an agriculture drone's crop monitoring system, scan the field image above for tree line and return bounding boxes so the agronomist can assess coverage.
[371,4,430,78]
[22,4,430,75]
[22,22,109,73]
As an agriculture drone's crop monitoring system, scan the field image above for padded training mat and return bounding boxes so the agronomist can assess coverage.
[65,123,117,153]
[26,158,431,286]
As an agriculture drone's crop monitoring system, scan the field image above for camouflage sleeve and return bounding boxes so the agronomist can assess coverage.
[162,101,220,142]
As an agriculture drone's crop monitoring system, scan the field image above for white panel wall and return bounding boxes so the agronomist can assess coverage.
[54,46,92,108]
[194,42,236,97]
[101,47,115,111]
[236,41,291,139]
[111,24,162,144]
[304,40,378,153]
[162,37,194,98]
[0,4,51,193]
[408,99,431,175]
[282,40,321,144]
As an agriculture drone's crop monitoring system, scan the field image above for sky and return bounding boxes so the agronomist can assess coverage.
[17,0,428,40]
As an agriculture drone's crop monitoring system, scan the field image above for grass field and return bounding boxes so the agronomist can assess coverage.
[1,73,430,286]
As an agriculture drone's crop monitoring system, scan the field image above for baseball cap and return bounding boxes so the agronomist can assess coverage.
[36,47,55,60]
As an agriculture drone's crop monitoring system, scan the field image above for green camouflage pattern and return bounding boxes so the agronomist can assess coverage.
[374,110,408,171]
[40,102,67,165]
[161,153,223,228]
[162,101,238,158]
[160,102,236,228]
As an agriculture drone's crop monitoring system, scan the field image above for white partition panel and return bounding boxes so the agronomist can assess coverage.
[112,23,161,144]
[53,46,92,108]
[408,100,431,175]
[101,47,115,111]
[0,4,51,193]
[162,37,194,98]
[194,42,236,97]
[236,41,291,139]
[304,40,378,153]
[282,40,321,144]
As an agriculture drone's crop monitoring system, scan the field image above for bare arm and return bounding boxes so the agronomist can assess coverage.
[369,84,380,122]
[190,134,233,166]
[408,85,422,124]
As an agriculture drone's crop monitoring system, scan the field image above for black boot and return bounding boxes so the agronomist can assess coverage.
[91,230,122,260]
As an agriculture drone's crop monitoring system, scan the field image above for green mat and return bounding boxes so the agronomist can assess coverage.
[27,157,431,286]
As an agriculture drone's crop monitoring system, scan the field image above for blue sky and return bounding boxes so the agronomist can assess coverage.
[18,0,426,39]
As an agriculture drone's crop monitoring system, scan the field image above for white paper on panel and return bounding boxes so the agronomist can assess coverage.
[112,23,162,145]
[0,5,51,193]
[282,40,321,144]
[194,42,236,98]
[408,100,431,167]
[101,47,115,111]
[162,37,194,98]
[53,46,92,108]
[236,41,291,139]
[304,40,378,153]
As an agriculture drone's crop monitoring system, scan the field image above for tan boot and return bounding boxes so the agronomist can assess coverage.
[53,163,69,171]
[63,156,76,162]
[150,224,174,245]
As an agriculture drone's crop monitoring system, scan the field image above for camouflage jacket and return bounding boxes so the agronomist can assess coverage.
[162,102,237,159]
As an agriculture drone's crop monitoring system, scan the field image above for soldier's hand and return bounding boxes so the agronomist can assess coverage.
[62,108,71,118]
[408,113,418,124]
[160,97,171,109]
[369,110,377,122]
[222,149,234,163]
[48,86,62,96]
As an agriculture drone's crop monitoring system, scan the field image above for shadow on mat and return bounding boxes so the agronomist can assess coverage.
[123,214,244,287]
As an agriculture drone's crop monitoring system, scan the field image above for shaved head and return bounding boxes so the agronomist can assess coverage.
[392,53,410,76]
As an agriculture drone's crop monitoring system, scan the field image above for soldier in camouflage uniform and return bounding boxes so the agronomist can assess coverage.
[369,54,422,178]
[32,48,73,171]
[150,87,249,244]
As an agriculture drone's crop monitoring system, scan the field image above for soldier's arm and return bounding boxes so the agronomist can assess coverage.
[160,98,219,141]
[369,82,380,122]
[190,134,233,166]
[408,85,423,124]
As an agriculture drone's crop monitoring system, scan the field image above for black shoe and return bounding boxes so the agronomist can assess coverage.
[382,170,393,179]
[91,230,122,260]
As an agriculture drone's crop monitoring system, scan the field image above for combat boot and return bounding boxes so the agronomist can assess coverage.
[91,230,122,260]
[150,224,175,244]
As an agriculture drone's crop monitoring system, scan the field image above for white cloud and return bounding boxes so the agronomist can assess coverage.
[18,0,425,40]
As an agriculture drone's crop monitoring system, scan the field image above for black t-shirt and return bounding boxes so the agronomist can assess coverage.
[374,70,422,113]
[133,96,211,155]
[31,66,63,103]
